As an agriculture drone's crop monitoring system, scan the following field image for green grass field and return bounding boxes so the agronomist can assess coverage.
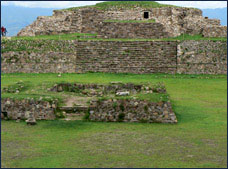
[1,73,227,168]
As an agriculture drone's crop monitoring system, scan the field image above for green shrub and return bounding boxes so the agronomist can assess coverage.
[113,102,117,110]
[144,105,148,113]
[117,113,125,122]
[120,104,125,111]
[83,110,90,121]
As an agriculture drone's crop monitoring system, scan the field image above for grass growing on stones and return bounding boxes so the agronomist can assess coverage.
[9,32,97,41]
[61,1,179,11]
[1,76,168,103]
[8,33,227,41]
[1,73,227,168]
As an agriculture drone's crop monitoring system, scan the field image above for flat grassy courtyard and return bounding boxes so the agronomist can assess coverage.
[1,73,227,168]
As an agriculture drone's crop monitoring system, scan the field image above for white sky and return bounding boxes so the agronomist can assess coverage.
[1,1,227,9]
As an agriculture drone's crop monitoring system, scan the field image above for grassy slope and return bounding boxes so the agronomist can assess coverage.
[1,73,227,168]
[8,33,227,41]
[60,1,178,11]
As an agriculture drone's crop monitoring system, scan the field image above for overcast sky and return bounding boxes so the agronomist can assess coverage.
[1,1,227,9]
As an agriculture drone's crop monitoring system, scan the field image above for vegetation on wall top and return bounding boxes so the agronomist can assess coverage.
[59,1,181,11]
[4,33,227,42]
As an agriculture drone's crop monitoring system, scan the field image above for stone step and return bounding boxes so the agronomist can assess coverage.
[59,105,95,113]
[61,113,84,121]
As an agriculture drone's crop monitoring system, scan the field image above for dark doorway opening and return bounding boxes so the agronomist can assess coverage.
[144,12,149,19]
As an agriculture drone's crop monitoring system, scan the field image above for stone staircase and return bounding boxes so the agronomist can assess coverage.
[59,105,89,121]
[59,96,94,121]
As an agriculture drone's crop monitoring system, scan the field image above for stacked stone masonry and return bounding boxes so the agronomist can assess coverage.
[202,26,227,38]
[1,98,57,120]
[177,40,227,74]
[1,82,177,123]
[48,82,176,123]
[1,40,227,74]
[50,82,167,95]
[17,7,226,38]
[75,41,177,74]
[89,99,177,123]
[98,22,170,39]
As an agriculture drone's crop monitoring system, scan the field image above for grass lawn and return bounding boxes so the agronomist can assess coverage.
[1,73,227,168]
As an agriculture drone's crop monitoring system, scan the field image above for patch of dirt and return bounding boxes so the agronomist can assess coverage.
[63,96,94,107]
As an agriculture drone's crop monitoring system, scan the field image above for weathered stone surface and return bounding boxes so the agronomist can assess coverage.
[26,111,37,125]
[50,82,166,96]
[17,6,226,38]
[116,91,130,96]
[89,99,177,123]
[75,41,177,74]
[203,26,227,37]
[177,40,227,74]
[98,22,170,39]
[1,113,4,119]
[1,40,226,74]
[1,99,57,120]
[17,10,79,36]
[1,82,177,124]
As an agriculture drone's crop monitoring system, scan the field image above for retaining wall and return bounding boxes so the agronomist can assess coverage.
[1,40,227,74]
[89,99,177,123]
[202,26,227,38]
[98,22,170,39]
[177,40,227,74]
[1,98,57,120]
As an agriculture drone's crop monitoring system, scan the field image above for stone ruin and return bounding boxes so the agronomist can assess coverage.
[1,82,177,124]
[1,98,57,121]
[17,2,227,38]
[2,2,226,125]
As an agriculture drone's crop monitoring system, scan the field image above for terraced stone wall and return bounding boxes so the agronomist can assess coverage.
[1,40,77,73]
[177,40,227,74]
[17,7,226,38]
[75,41,177,73]
[202,26,227,38]
[1,40,227,74]
[98,22,170,39]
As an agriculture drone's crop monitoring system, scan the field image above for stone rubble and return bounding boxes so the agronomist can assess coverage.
[25,111,37,125]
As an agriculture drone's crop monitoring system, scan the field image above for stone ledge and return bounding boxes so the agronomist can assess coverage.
[89,99,177,123]
[1,98,57,120]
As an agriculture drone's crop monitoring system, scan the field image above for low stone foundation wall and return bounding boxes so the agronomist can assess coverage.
[89,99,177,123]
[1,98,57,120]
[203,26,227,37]
[50,82,166,95]
[1,81,177,123]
